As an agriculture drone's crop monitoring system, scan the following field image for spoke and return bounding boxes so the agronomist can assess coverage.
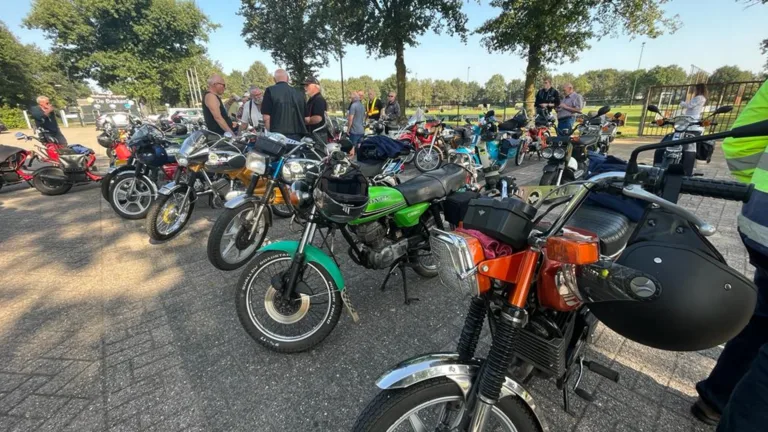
[407,413,428,432]
[222,240,237,258]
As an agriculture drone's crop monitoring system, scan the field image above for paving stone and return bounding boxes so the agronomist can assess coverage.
[8,394,69,418]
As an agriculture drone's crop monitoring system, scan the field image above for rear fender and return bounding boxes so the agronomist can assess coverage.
[259,241,345,290]
[376,353,548,432]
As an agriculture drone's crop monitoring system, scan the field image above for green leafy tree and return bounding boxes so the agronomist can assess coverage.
[330,0,468,114]
[25,0,216,105]
[466,81,483,103]
[240,0,332,85]
[484,74,507,104]
[380,75,398,99]
[709,65,757,83]
[477,0,679,115]
[433,80,457,104]
[244,61,273,90]
[320,79,343,111]
[645,64,687,86]
[507,79,525,105]
[346,75,380,98]
[227,70,248,98]
[580,69,622,99]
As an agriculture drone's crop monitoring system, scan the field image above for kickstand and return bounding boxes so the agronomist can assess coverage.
[379,259,419,305]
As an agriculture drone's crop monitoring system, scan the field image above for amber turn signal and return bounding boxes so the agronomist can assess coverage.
[546,230,599,265]
[656,119,664,126]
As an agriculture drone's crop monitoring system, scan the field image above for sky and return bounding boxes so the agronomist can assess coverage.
[5,0,767,85]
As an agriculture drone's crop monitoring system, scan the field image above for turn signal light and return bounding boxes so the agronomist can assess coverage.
[656,119,664,126]
[702,120,712,127]
[546,229,599,265]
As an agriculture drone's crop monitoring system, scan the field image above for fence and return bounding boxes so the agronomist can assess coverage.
[638,81,764,137]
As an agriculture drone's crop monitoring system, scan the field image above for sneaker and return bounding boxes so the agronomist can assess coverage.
[691,397,721,425]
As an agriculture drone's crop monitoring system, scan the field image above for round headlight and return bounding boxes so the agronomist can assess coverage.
[246,152,267,175]
[281,159,319,182]
[289,180,312,209]
[553,147,566,159]
[177,157,188,166]
[542,148,554,159]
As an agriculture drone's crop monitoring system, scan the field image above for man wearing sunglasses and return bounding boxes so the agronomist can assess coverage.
[382,92,401,133]
[203,74,234,136]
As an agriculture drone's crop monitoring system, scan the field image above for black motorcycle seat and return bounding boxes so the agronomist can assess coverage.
[395,163,466,205]
[358,160,387,178]
[567,205,634,257]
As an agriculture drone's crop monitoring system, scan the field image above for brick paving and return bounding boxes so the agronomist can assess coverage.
[0,132,750,432]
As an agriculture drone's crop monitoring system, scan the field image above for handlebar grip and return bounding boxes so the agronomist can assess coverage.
[680,177,754,203]
[730,119,768,139]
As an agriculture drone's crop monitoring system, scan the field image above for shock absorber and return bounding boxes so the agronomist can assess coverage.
[457,297,487,361]
[469,306,527,431]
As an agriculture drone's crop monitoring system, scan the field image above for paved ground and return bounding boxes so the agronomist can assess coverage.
[0,129,751,432]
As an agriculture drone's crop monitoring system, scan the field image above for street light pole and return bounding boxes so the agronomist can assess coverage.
[630,42,646,107]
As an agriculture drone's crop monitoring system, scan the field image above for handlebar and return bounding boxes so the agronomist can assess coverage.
[680,177,753,202]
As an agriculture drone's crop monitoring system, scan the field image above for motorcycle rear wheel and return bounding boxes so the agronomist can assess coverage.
[515,147,526,166]
[353,378,539,432]
[236,250,343,353]
[33,175,72,196]
[145,187,194,241]
[207,204,269,271]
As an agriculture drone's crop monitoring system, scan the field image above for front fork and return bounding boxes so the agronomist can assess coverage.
[282,205,318,299]
[177,170,197,212]
[247,175,273,241]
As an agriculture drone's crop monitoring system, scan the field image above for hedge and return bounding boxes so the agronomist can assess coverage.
[0,106,27,129]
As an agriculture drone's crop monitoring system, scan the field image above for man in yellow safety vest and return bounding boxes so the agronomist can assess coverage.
[366,89,383,121]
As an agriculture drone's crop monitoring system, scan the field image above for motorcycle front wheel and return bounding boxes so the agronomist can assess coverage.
[236,250,343,353]
[353,378,540,432]
[109,175,156,219]
[207,204,269,271]
[515,147,526,166]
[414,145,442,173]
[539,171,558,186]
[145,187,194,241]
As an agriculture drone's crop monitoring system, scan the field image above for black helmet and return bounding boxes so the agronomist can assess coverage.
[373,122,385,134]
[481,121,498,141]
[313,161,369,223]
[97,133,114,149]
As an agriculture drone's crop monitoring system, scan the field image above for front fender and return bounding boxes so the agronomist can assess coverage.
[158,181,185,196]
[376,352,548,432]
[259,241,345,290]
[224,195,273,226]
[542,163,562,173]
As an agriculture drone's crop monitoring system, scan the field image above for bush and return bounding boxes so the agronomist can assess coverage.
[0,105,28,129]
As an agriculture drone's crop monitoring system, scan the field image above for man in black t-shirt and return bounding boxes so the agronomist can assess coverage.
[304,76,328,142]
[261,69,307,141]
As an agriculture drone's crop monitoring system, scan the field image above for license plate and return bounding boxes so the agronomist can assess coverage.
[114,159,127,166]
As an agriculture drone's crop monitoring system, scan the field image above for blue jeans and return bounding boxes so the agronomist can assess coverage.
[557,117,575,136]
[696,265,768,431]
[349,134,364,152]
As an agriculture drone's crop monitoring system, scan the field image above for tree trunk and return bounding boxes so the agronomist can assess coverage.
[395,43,406,120]
[524,44,543,119]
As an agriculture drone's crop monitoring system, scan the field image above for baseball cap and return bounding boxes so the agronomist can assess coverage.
[304,76,320,85]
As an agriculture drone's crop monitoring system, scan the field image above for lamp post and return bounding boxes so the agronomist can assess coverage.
[630,42,646,107]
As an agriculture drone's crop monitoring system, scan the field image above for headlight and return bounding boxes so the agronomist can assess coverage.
[553,147,566,159]
[177,157,188,166]
[246,152,267,175]
[289,180,312,209]
[281,159,319,182]
[542,148,554,159]
[674,119,690,131]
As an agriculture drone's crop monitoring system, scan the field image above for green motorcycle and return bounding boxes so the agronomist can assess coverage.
[235,152,469,353]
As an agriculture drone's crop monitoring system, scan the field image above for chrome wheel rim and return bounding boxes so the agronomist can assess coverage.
[219,207,264,265]
[385,395,518,432]
[113,177,155,216]
[417,147,441,171]
[156,192,189,235]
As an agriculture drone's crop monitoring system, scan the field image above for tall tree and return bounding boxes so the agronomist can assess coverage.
[227,70,248,97]
[477,0,679,115]
[380,75,399,99]
[330,0,468,115]
[240,0,332,85]
[466,81,483,104]
[507,79,525,105]
[709,65,757,83]
[433,80,457,104]
[450,78,467,103]
[25,0,215,104]
[645,65,687,86]
[484,74,507,104]
[244,61,273,90]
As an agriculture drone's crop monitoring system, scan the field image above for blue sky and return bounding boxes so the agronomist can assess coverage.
[5,0,767,85]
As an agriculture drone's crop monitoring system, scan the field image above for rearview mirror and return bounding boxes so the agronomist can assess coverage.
[597,106,611,116]
[647,105,660,114]
[715,105,734,115]
[613,112,623,119]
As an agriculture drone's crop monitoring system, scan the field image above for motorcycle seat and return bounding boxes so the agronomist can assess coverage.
[567,204,634,257]
[395,163,466,205]
[358,160,387,178]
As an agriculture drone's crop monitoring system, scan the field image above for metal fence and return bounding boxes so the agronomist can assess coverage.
[638,81,764,137]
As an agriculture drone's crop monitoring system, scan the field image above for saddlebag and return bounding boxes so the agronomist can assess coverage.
[443,191,479,227]
[59,154,88,172]
[462,197,536,250]
[696,141,715,163]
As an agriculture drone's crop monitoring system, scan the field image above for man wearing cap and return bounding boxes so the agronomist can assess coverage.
[261,69,307,141]
[240,86,264,133]
[304,77,328,142]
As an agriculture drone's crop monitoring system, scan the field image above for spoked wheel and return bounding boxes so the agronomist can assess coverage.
[109,175,156,219]
[353,378,540,432]
[515,146,526,166]
[271,203,293,218]
[145,187,194,241]
[207,204,269,271]
[414,145,442,172]
[236,251,343,353]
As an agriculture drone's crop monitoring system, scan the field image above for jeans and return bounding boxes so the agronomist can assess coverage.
[349,134,364,146]
[557,117,575,136]
[696,266,768,431]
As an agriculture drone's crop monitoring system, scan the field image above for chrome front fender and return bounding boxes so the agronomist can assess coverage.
[158,181,184,196]
[375,352,548,432]
[224,194,261,210]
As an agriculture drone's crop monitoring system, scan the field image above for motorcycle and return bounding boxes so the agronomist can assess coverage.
[235,153,468,353]
[411,120,450,173]
[0,145,34,191]
[145,130,253,241]
[353,119,766,432]
[648,104,733,175]
[539,107,611,186]
[575,108,622,154]
[15,130,101,196]
[498,109,538,167]
[395,109,439,165]
[108,124,181,219]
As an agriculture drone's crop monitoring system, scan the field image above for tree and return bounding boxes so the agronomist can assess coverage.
[244,61,273,90]
[330,0,468,114]
[466,81,483,103]
[380,75,398,99]
[477,0,679,115]
[240,0,332,85]
[507,79,525,105]
[433,80,457,104]
[645,65,687,86]
[580,69,622,99]
[25,0,215,105]
[346,75,380,98]
[484,74,507,104]
[709,65,756,83]
[227,70,248,98]
[320,79,343,111]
